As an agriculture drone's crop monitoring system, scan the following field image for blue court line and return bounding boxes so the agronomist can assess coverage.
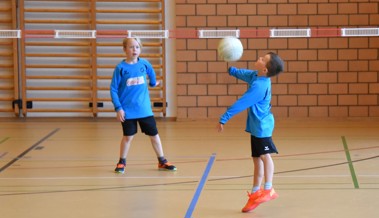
[184,153,216,218]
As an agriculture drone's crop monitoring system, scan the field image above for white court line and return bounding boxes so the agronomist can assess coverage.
[2,155,211,161]
[0,174,378,180]
[0,176,200,180]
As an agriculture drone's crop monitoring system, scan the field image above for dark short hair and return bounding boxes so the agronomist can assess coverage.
[266,52,284,77]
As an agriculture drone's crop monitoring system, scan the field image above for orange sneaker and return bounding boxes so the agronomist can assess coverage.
[255,188,278,204]
[114,163,125,174]
[241,190,263,213]
[158,162,177,171]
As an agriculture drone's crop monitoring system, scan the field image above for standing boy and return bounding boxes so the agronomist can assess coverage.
[110,37,176,174]
[217,52,284,212]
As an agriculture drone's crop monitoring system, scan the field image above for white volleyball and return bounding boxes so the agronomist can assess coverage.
[217,37,243,62]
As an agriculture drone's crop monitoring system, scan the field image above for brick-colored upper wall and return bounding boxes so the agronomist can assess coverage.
[176,0,379,119]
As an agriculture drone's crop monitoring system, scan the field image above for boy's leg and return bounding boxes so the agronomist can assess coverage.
[242,136,278,212]
[115,135,134,174]
[255,153,278,203]
[139,116,176,171]
[149,134,176,171]
[120,135,134,159]
[261,153,274,185]
[115,119,138,174]
[242,157,264,212]
[253,157,264,188]
[149,134,164,157]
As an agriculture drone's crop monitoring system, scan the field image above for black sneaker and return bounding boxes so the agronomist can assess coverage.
[158,162,177,171]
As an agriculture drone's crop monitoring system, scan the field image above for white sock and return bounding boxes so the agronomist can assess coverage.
[251,186,260,193]
[264,182,272,190]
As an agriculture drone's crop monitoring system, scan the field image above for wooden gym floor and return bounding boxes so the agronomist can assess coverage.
[0,117,378,218]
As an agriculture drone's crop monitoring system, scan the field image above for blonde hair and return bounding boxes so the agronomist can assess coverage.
[122,37,142,49]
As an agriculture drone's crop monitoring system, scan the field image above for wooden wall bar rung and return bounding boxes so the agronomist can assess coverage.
[26,0,91,2]
[97,109,116,112]
[24,30,54,34]
[0,19,12,23]
[27,109,93,113]
[97,0,161,2]
[0,86,14,90]
[0,8,11,12]
[28,98,92,101]
[96,42,162,47]
[27,87,92,91]
[26,75,92,80]
[96,98,111,101]
[96,76,111,79]
[96,9,161,13]
[98,54,162,58]
[24,19,91,24]
[149,87,163,91]
[0,109,14,112]
[26,42,91,46]
[97,64,162,69]
[0,97,13,101]
[25,8,90,13]
[153,108,163,112]
[25,64,91,68]
[96,20,162,25]
[0,75,13,79]
[150,97,164,102]
[26,53,91,57]
[0,41,13,46]
[0,52,12,56]
[97,87,111,91]
[0,64,15,68]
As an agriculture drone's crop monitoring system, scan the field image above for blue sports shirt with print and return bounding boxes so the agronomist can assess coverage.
[110,58,157,119]
[219,67,274,138]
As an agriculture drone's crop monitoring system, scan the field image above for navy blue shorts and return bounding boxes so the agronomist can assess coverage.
[121,116,158,136]
[250,135,278,157]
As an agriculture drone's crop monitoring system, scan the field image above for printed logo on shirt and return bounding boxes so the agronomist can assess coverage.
[126,76,145,86]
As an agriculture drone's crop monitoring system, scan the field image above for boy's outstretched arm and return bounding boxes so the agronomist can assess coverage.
[228,66,257,83]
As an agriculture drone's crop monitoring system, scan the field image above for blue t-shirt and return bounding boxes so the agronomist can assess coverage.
[110,58,157,119]
[219,67,274,138]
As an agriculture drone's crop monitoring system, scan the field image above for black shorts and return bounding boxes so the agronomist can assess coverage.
[250,135,278,157]
[121,116,158,136]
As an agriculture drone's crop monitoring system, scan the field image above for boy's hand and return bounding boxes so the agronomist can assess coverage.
[117,109,125,122]
[217,123,224,132]
[228,66,237,74]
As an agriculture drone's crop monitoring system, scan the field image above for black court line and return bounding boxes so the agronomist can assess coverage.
[209,154,379,182]
[0,137,10,144]
[0,154,377,197]
[0,128,60,173]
